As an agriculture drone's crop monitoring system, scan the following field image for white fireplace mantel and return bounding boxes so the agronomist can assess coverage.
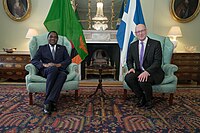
[83,30,117,44]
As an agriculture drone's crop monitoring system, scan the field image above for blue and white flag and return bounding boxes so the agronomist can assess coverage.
[116,0,145,67]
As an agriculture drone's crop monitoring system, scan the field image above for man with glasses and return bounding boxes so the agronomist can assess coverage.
[125,24,164,109]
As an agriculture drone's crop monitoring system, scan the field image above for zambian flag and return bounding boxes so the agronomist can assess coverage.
[44,0,88,64]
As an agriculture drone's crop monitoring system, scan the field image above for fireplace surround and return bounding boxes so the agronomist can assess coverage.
[81,30,122,80]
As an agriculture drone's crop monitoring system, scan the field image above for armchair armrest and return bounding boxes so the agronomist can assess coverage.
[121,65,128,80]
[25,63,39,75]
[66,63,78,73]
[25,63,78,75]
[162,64,178,76]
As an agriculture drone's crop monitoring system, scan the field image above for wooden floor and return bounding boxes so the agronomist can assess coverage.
[79,80,123,87]
[0,79,200,88]
[0,79,123,87]
[79,80,200,88]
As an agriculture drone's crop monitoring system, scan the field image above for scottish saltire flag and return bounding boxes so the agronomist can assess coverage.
[116,0,125,30]
[116,0,145,66]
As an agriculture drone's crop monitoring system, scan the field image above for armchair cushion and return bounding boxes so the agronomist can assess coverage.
[25,63,78,82]
[26,71,77,82]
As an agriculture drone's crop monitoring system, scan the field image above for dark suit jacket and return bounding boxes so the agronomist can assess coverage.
[31,44,71,72]
[126,37,164,84]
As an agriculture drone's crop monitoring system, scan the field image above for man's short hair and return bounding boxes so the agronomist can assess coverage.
[47,31,58,39]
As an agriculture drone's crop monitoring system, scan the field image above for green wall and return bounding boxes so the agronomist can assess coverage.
[0,0,199,52]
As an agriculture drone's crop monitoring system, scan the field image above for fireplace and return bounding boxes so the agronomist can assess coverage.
[81,30,121,80]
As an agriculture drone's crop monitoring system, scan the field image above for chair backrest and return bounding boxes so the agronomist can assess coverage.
[147,33,174,65]
[29,33,72,59]
[133,33,174,65]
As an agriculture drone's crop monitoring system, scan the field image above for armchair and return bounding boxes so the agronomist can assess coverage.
[123,33,178,105]
[25,33,79,105]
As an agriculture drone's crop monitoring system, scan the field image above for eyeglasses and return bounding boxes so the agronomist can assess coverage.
[135,29,146,34]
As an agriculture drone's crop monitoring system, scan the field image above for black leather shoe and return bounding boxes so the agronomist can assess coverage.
[43,104,51,115]
[145,101,153,109]
[51,103,57,112]
[136,97,146,107]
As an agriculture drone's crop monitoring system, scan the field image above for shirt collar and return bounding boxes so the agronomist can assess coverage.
[139,37,148,45]
[49,44,56,48]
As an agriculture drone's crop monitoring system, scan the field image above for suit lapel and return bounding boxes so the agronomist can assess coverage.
[46,44,54,60]
[54,45,62,60]
[143,39,151,61]
[135,41,140,65]
[55,45,59,60]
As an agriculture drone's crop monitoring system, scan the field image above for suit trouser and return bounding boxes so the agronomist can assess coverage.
[125,71,154,102]
[42,66,67,104]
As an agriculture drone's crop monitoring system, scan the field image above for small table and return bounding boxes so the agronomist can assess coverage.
[89,64,108,99]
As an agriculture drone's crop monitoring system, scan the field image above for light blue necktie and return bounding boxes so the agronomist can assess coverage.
[140,42,144,69]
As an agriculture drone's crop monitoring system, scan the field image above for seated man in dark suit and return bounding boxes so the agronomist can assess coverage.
[31,31,71,115]
[125,24,164,109]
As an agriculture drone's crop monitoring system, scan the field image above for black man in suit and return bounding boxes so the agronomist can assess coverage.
[31,31,71,114]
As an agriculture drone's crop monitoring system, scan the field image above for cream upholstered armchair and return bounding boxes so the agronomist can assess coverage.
[25,33,79,105]
[123,33,178,105]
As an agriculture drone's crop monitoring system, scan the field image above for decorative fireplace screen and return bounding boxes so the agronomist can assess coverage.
[85,49,116,79]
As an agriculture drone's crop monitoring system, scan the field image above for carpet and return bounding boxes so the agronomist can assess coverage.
[0,85,200,133]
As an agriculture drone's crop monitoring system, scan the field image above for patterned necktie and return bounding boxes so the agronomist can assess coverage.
[140,41,144,69]
[51,46,55,60]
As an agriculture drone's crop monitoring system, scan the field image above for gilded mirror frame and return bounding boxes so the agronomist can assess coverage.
[3,0,31,22]
[170,0,200,23]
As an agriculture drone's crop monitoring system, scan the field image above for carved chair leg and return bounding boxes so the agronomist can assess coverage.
[75,90,78,101]
[169,93,174,105]
[124,89,127,101]
[29,93,33,105]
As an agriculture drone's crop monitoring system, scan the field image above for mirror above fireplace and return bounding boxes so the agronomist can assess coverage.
[74,0,123,30]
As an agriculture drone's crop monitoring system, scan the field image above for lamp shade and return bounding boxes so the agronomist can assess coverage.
[25,28,38,38]
[167,26,182,38]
